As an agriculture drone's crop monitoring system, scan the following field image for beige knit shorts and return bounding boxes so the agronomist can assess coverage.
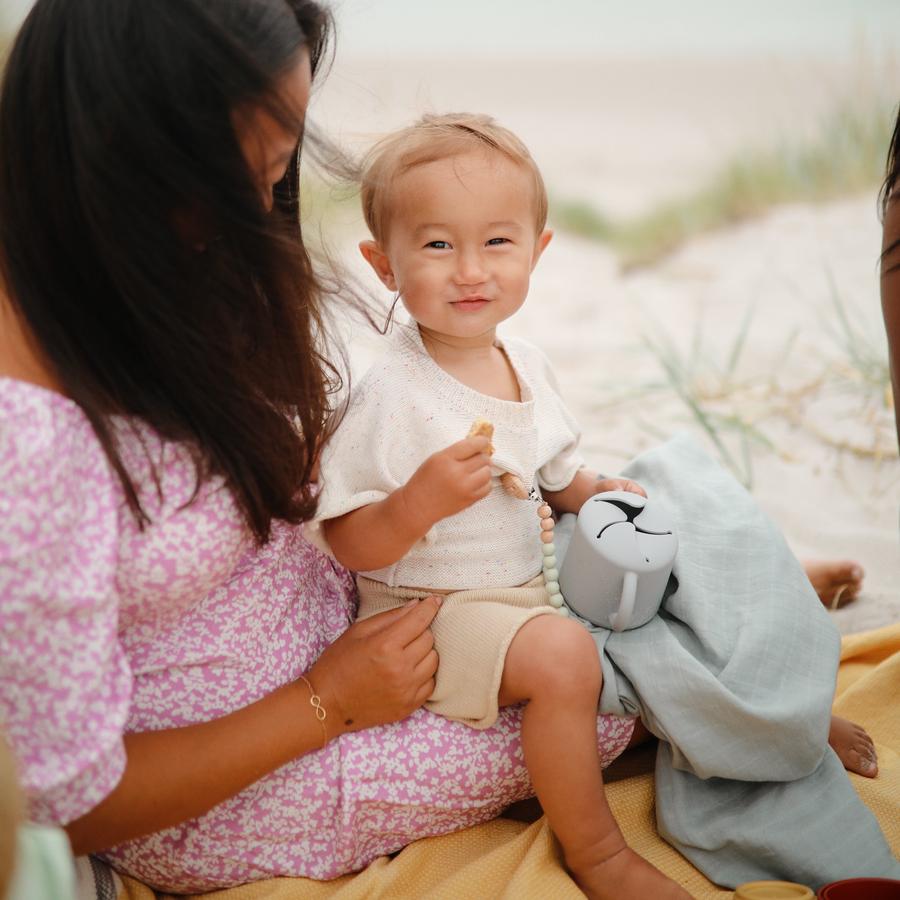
[355,575,556,730]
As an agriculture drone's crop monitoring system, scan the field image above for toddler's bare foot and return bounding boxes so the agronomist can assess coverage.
[569,845,689,900]
[803,559,863,609]
[829,715,878,777]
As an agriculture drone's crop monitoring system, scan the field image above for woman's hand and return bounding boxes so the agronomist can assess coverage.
[308,597,441,736]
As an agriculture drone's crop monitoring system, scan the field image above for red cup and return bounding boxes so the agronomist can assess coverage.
[817,878,900,899]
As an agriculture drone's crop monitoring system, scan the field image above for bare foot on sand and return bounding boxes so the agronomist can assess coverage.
[829,715,878,778]
[570,846,690,900]
[804,559,863,609]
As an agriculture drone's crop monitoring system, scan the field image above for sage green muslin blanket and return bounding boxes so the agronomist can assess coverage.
[555,433,900,889]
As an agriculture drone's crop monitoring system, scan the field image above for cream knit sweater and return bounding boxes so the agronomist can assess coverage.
[311,322,584,590]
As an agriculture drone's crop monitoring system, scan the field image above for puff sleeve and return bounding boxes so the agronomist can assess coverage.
[0,386,132,825]
[531,348,585,491]
[306,371,422,553]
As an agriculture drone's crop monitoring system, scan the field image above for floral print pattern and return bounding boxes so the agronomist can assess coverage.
[0,378,635,893]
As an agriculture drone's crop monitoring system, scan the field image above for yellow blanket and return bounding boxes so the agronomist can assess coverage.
[120,624,900,900]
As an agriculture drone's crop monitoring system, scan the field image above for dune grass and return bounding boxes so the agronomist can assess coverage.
[824,270,891,399]
[299,172,361,238]
[554,92,897,269]
[639,306,777,488]
[301,86,898,271]
[632,272,896,488]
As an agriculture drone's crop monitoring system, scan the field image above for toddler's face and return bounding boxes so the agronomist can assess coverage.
[365,149,551,341]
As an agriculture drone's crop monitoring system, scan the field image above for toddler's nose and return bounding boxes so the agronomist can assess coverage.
[454,250,488,285]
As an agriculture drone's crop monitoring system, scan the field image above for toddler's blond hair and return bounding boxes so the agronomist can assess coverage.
[360,112,548,244]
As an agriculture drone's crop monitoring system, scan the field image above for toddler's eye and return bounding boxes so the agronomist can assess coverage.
[487,237,509,246]
[425,240,451,249]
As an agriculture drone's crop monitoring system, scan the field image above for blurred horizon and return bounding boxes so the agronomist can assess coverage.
[330,0,900,62]
[3,0,900,62]
[3,0,897,235]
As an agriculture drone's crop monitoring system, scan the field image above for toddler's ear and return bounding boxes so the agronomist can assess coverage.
[531,229,553,269]
[359,240,398,291]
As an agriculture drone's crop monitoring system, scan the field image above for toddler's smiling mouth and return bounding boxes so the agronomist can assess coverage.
[452,295,490,311]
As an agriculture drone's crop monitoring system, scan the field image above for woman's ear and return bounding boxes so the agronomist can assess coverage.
[359,240,397,291]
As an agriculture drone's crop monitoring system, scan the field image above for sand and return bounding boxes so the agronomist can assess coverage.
[310,55,899,635]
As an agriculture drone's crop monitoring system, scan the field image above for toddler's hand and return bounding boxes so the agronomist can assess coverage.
[595,477,647,498]
[403,436,493,529]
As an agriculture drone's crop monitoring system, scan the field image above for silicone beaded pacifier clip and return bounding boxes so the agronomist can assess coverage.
[528,487,568,616]
[476,419,568,617]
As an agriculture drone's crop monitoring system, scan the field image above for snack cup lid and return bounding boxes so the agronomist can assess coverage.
[734,882,815,900]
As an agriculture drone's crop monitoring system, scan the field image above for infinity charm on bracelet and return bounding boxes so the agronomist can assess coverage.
[298,674,328,747]
[309,692,326,721]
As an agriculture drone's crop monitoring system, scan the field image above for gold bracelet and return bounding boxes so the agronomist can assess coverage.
[298,674,328,749]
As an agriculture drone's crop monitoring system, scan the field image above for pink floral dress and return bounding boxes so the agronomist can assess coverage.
[0,378,635,893]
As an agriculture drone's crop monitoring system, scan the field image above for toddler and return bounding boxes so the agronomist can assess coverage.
[313,112,876,897]
[314,112,687,899]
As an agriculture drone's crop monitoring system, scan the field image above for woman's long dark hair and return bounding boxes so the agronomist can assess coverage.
[880,103,900,274]
[0,0,338,542]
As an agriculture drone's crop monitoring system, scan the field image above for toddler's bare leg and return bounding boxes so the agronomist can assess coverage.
[499,616,688,900]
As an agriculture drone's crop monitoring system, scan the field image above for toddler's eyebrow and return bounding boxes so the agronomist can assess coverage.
[412,223,449,238]
[411,220,525,237]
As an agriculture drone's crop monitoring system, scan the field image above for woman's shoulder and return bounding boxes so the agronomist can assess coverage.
[0,377,119,546]
[0,375,107,468]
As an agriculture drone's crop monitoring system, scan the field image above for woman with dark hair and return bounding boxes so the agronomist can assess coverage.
[881,106,900,449]
[0,0,640,892]
[0,0,878,894]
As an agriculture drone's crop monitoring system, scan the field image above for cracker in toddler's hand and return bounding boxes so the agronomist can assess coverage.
[467,418,495,456]
[466,419,527,497]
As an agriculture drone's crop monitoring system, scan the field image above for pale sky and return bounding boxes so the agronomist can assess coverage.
[331,0,900,60]
[4,0,900,60]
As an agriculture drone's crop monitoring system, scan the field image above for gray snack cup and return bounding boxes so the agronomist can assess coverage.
[557,491,678,631]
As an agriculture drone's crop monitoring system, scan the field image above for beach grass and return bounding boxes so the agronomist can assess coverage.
[824,270,891,398]
[639,307,776,488]
[554,91,897,269]
[299,84,898,271]
[299,172,361,239]
[631,277,896,486]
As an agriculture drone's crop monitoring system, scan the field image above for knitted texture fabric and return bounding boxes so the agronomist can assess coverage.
[356,575,554,729]
[311,322,584,590]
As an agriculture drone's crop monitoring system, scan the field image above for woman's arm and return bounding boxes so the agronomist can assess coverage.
[65,679,324,854]
[64,598,441,855]
[543,469,647,516]
[881,198,900,452]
